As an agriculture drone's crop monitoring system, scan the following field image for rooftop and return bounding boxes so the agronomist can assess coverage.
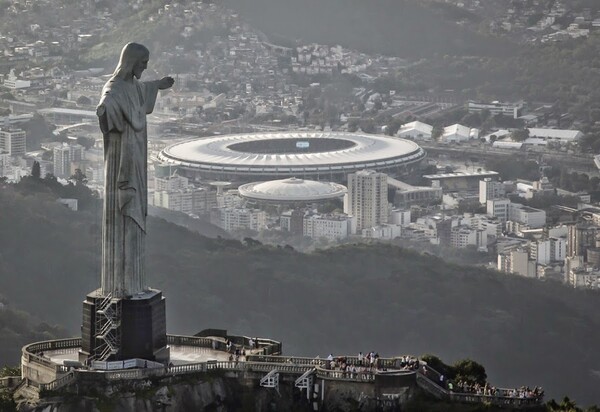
[239,178,347,202]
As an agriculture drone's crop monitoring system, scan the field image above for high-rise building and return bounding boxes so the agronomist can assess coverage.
[487,198,511,222]
[479,178,505,204]
[0,127,26,156]
[567,223,600,258]
[531,237,567,265]
[53,144,83,177]
[346,170,388,233]
[498,248,536,278]
[0,153,11,177]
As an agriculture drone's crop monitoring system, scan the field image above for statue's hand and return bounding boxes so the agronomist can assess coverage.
[158,76,175,90]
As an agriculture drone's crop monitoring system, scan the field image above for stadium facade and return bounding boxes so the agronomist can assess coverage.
[158,132,426,183]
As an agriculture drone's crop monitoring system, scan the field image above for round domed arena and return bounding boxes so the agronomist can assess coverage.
[239,178,347,205]
[158,131,426,182]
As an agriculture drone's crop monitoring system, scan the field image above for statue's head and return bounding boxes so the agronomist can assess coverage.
[114,43,150,80]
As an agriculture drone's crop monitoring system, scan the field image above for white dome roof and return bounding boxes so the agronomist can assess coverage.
[238,178,347,202]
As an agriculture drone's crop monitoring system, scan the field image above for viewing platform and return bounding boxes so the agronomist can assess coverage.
[14,332,543,410]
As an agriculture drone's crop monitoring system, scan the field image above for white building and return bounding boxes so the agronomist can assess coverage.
[346,170,388,233]
[361,224,402,240]
[441,124,478,143]
[527,128,583,144]
[3,70,30,89]
[53,144,83,177]
[498,248,537,278]
[450,225,486,249]
[153,187,216,215]
[217,207,266,232]
[508,203,546,229]
[303,213,353,241]
[396,121,433,140]
[458,213,502,240]
[155,174,189,192]
[531,237,567,265]
[479,178,505,204]
[389,208,411,227]
[468,101,523,119]
[568,267,600,289]
[0,127,26,156]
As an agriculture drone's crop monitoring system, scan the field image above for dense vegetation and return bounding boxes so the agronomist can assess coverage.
[0,186,599,406]
[0,303,64,372]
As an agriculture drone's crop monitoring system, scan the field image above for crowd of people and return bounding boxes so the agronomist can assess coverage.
[445,380,544,400]
[421,367,544,402]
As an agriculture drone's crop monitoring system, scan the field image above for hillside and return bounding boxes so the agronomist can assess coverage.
[0,303,65,368]
[0,186,599,405]
[222,0,514,57]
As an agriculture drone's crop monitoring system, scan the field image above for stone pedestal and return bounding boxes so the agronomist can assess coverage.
[79,288,169,364]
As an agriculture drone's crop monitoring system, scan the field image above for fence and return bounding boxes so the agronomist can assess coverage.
[416,364,543,407]
[315,367,376,382]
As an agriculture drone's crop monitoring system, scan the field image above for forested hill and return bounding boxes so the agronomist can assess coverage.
[1,185,600,405]
[222,0,514,57]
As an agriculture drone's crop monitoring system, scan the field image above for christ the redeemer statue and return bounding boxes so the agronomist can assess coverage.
[97,43,174,297]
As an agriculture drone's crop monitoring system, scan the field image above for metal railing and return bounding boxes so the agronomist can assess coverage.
[39,372,75,392]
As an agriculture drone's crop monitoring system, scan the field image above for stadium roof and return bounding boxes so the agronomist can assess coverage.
[158,132,425,175]
[239,178,347,202]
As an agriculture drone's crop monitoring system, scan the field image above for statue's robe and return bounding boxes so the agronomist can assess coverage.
[97,77,159,297]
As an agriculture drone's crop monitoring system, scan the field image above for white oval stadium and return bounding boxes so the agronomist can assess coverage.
[239,178,347,204]
[158,132,426,182]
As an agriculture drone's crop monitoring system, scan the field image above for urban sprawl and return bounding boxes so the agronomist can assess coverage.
[2,0,600,292]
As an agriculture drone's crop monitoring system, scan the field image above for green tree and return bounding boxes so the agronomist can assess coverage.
[453,359,487,385]
[512,129,530,142]
[70,169,88,186]
[0,366,20,378]
[421,354,454,378]
[76,136,95,150]
[432,125,444,140]
[31,161,41,179]
[359,119,376,134]
[76,95,92,106]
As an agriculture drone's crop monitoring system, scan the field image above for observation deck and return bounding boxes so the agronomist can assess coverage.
[13,332,543,410]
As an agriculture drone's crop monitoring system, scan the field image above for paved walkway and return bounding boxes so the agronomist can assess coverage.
[43,345,257,366]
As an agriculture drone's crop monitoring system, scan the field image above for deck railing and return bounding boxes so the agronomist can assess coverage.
[416,364,543,407]
[21,337,542,408]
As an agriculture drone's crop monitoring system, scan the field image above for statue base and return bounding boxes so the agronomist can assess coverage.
[79,288,169,365]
